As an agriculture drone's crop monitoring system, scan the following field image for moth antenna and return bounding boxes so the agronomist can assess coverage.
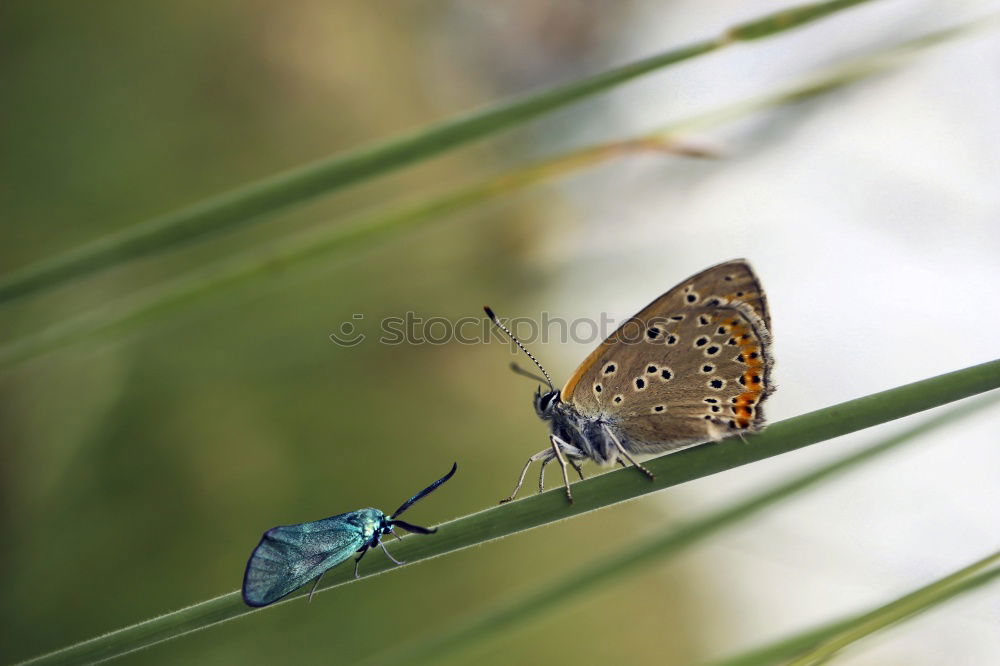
[508,362,550,386]
[484,306,554,391]
[391,462,457,519]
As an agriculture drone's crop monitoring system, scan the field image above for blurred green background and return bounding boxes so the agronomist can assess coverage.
[2,2,998,665]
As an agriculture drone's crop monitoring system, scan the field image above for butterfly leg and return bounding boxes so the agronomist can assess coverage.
[380,541,405,566]
[353,546,369,578]
[500,448,554,504]
[307,571,326,603]
[603,425,656,481]
[538,446,583,491]
[550,435,576,504]
[538,454,554,494]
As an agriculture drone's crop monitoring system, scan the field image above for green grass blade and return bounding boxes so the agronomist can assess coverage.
[17,360,1000,665]
[363,394,999,665]
[715,551,1000,666]
[784,551,1000,666]
[0,0,880,303]
[0,137,696,370]
[7,14,991,371]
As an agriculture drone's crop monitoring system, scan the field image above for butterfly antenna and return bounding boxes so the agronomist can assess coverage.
[391,462,457,519]
[484,306,554,391]
[508,362,550,385]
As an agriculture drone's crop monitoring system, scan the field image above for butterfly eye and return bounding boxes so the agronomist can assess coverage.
[538,391,559,412]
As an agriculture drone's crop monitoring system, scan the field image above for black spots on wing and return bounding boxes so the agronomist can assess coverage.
[646,365,658,374]
[724,275,734,281]
[736,354,746,363]
[666,334,678,345]
[703,398,718,403]
[727,337,738,346]
[653,405,665,413]
[704,298,721,307]
[604,363,616,374]
[594,383,603,394]
[660,368,673,381]
[736,291,745,297]
[705,345,720,356]
[703,415,712,420]
[647,327,661,340]
[634,377,646,390]
[710,405,721,413]
[669,315,685,321]
[709,378,725,390]
[698,315,710,326]
[694,336,709,347]
[738,376,746,386]
[701,364,714,374]
[751,374,762,384]
[614,395,623,404]
[749,351,759,360]
[683,284,699,304]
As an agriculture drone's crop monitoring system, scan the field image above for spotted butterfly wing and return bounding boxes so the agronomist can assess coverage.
[561,259,773,452]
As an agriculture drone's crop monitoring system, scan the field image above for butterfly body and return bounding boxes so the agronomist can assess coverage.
[491,260,774,503]
[242,463,457,607]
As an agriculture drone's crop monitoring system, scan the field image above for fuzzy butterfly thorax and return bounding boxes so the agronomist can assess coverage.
[492,259,775,504]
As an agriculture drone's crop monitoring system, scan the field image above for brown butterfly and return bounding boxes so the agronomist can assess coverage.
[486,259,774,504]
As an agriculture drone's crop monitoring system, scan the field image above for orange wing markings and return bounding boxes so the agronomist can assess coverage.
[718,318,767,429]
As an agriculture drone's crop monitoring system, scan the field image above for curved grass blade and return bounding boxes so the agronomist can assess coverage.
[363,394,999,665]
[0,0,880,304]
[784,550,1000,666]
[714,550,1000,666]
[15,360,1000,665]
[6,14,992,371]
[0,136,698,370]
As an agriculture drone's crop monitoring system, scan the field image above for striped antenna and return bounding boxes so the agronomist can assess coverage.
[484,306,554,391]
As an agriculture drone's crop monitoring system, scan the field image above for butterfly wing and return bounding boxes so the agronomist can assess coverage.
[242,510,375,607]
[562,259,773,453]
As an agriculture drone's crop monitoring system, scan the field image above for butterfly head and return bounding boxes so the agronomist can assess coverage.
[534,387,562,420]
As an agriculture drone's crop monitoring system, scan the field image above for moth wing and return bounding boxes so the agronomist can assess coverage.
[242,512,368,607]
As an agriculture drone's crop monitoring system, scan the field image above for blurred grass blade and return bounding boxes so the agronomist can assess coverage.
[0,137,698,369]
[17,360,1000,665]
[6,15,992,371]
[784,550,1000,666]
[708,618,858,666]
[364,394,999,665]
[715,550,1000,666]
[0,0,880,303]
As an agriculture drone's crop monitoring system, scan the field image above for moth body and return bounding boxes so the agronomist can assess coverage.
[242,463,456,607]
